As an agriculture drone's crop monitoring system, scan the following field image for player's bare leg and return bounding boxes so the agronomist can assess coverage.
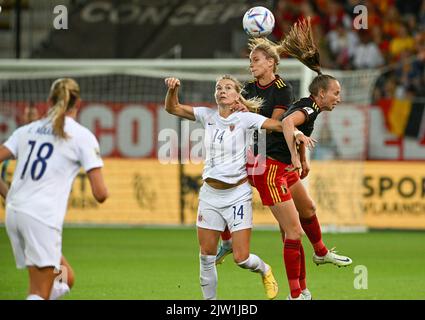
[60,255,75,288]
[27,266,56,300]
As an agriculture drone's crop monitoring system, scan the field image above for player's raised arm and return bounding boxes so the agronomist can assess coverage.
[164,77,196,121]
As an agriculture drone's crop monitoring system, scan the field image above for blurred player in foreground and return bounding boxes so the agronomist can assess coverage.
[0,78,108,300]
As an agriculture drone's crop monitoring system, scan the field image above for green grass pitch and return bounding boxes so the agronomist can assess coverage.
[1,226,424,300]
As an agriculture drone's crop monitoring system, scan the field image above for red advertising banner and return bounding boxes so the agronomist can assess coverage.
[1,103,425,160]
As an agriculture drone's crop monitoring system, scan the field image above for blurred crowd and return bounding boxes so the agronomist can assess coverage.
[271,0,425,103]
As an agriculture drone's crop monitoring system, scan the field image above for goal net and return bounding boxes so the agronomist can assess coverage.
[0,59,376,230]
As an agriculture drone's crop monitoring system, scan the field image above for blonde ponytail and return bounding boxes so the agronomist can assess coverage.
[240,93,263,113]
[48,78,80,139]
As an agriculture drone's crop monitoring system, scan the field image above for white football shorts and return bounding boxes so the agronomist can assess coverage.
[6,209,62,270]
[196,181,253,233]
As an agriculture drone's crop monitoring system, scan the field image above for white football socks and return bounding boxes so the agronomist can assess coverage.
[237,254,268,275]
[49,281,71,300]
[200,254,217,300]
[26,294,44,300]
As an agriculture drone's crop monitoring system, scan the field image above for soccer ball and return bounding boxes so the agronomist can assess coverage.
[242,6,275,37]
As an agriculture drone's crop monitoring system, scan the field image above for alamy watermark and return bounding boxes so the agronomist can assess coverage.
[53,5,68,29]
[353,265,368,290]
[5,4,369,31]
[353,5,368,30]
[157,119,268,176]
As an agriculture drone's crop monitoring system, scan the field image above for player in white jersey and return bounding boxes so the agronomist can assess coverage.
[0,78,108,300]
[0,103,77,300]
[164,75,314,300]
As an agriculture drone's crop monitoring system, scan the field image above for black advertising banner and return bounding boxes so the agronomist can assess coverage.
[34,0,274,59]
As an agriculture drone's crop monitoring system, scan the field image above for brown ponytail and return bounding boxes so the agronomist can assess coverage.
[247,18,321,75]
[48,78,80,139]
[279,17,322,75]
[247,18,337,97]
[279,18,339,96]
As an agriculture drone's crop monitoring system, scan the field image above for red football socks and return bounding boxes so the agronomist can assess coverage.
[300,214,328,257]
[284,238,302,298]
[299,244,306,291]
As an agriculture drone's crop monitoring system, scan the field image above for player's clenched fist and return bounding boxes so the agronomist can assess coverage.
[165,77,181,90]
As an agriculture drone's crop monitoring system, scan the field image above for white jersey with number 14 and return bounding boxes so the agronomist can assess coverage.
[193,107,267,184]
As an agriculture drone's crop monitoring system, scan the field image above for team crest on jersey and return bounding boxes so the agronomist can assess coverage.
[229,124,235,132]
[198,214,203,222]
[303,107,314,115]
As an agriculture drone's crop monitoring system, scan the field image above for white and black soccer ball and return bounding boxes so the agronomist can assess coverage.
[242,6,275,37]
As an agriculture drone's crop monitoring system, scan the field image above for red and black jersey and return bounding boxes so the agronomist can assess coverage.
[243,75,293,117]
[242,75,294,159]
[277,96,321,164]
